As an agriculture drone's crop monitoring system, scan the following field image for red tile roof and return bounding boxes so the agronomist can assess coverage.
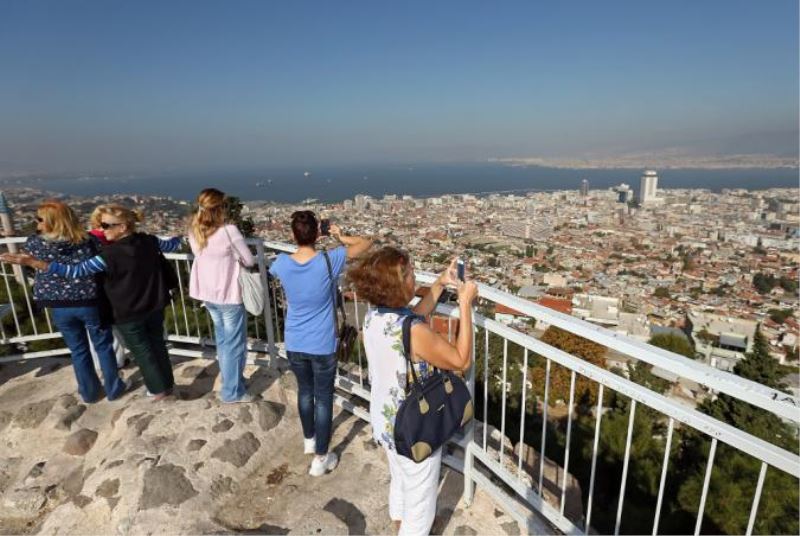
[536,296,573,315]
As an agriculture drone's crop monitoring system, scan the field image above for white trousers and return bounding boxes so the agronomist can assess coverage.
[384,445,442,536]
[89,326,127,369]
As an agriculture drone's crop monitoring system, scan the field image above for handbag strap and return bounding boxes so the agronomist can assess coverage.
[222,225,246,267]
[322,251,345,346]
[401,314,424,391]
[322,251,347,318]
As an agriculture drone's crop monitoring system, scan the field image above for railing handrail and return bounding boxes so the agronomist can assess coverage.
[2,233,797,422]
[432,301,800,479]
[416,271,800,424]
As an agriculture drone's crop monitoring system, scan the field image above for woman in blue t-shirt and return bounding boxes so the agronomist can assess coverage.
[269,210,372,477]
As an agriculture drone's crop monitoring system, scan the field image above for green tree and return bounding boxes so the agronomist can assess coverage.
[752,273,776,294]
[768,308,794,324]
[676,330,799,535]
[225,196,255,237]
[778,276,798,294]
[649,333,695,359]
[653,287,671,299]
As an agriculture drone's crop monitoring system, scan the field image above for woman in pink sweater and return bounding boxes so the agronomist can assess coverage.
[188,188,256,403]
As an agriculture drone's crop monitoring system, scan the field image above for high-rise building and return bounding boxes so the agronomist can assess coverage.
[580,179,589,197]
[638,170,659,205]
[615,183,632,204]
[354,194,371,210]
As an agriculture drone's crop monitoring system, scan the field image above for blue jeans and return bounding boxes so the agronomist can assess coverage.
[206,302,248,402]
[287,351,337,455]
[51,306,126,403]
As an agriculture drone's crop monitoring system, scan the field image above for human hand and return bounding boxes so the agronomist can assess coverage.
[329,224,343,240]
[457,280,478,306]
[5,253,44,270]
[437,258,458,288]
[0,253,31,266]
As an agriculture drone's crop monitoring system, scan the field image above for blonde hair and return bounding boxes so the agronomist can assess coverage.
[190,188,226,250]
[89,204,109,229]
[98,204,143,233]
[37,200,86,244]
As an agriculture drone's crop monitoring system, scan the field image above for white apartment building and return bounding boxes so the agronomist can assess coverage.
[638,170,661,205]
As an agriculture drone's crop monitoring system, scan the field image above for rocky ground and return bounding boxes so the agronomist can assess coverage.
[0,356,524,535]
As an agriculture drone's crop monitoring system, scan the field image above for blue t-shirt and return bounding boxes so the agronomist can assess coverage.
[269,247,347,355]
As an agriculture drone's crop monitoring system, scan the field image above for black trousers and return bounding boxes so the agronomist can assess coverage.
[116,309,174,395]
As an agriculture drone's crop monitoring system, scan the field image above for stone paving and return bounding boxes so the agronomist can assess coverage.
[0,356,524,535]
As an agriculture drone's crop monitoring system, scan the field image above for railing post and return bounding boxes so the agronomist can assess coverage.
[255,242,277,362]
[462,318,477,507]
[463,442,476,507]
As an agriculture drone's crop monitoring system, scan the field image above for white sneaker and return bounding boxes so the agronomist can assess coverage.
[309,452,338,476]
[303,437,316,455]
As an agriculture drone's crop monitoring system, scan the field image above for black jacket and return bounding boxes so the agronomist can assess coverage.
[100,233,172,324]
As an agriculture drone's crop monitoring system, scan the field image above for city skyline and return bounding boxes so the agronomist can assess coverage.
[0,0,798,177]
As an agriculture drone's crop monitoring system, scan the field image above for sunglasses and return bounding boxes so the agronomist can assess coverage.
[35,217,43,223]
[99,222,123,230]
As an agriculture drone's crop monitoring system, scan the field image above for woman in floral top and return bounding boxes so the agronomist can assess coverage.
[347,247,477,536]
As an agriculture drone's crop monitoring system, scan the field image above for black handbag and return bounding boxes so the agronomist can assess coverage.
[393,315,474,463]
[322,251,359,362]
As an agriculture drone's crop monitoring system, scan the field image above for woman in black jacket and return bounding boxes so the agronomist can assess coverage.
[3,204,182,401]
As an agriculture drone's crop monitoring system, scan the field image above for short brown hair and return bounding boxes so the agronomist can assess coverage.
[291,210,318,246]
[346,246,413,307]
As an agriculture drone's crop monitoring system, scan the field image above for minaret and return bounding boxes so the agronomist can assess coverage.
[0,192,24,284]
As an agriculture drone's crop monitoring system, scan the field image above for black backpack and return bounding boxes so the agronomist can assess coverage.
[393,315,474,463]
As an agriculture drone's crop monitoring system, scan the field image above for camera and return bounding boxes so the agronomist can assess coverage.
[320,219,331,236]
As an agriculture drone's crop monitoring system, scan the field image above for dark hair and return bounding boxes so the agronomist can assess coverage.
[291,210,318,246]
[346,246,414,307]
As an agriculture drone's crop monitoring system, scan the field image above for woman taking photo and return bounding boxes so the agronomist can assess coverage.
[347,247,477,536]
[188,188,255,404]
[269,210,371,476]
[21,200,127,403]
[3,204,181,401]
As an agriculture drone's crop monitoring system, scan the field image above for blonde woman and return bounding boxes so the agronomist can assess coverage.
[188,188,255,403]
[3,205,182,401]
[85,204,128,370]
[21,200,127,402]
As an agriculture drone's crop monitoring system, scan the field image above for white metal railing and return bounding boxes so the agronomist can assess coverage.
[0,236,798,535]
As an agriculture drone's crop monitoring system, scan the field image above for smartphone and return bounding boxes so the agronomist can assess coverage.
[320,219,331,236]
[456,259,466,282]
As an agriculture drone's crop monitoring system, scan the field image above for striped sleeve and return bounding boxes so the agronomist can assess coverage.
[157,237,182,253]
[46,255,107,278]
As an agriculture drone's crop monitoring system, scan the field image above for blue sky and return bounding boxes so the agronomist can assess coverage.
[0,0,797,174]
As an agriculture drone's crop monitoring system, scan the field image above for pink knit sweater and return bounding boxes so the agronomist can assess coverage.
[188,225,255,304]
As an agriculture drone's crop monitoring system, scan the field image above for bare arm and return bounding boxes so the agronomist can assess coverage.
[410,281,478,372]
[413,258,457,317]
[330,224,372,259]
